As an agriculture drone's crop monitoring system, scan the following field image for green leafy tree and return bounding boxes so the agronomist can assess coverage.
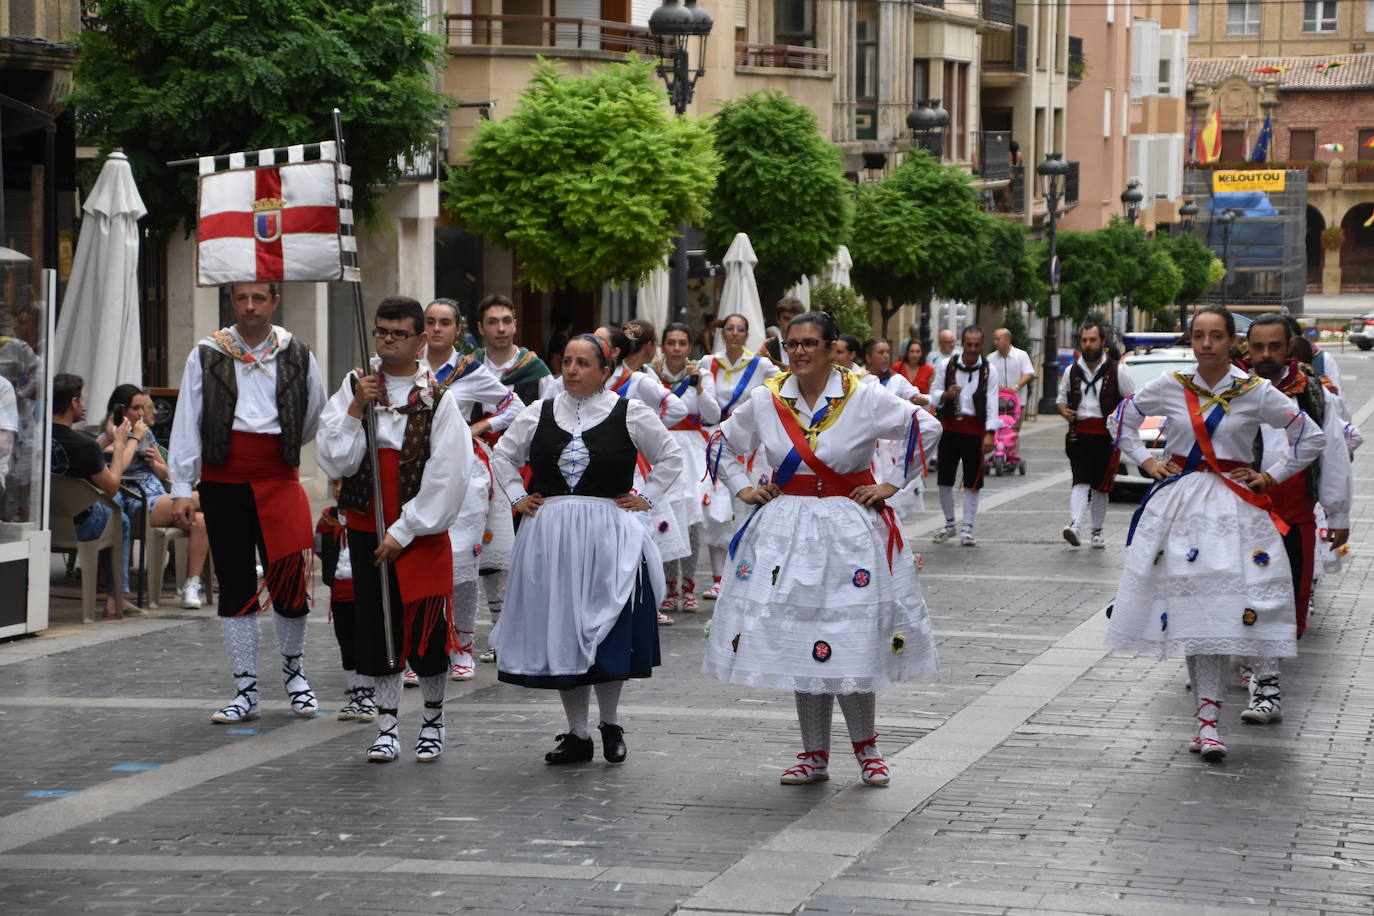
[1134,244,1184,312]
[811,280,872,340]
[945,211,1043,311]
[1032,218,1150,323]
[704,92,852,305]
[70,0,448,237]
[1002,305,1032,351]
[849,151,984,335]
[444,57,719,292]
[1161,233,1218,304]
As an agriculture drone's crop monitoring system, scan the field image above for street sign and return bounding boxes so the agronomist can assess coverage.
[1050,293,1061,317]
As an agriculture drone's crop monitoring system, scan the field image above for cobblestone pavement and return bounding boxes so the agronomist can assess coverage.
[4,353,1374,915]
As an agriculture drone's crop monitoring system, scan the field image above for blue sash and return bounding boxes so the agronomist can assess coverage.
[435,356,480,386]
[671,375,693,398]
[719,356,760,419]
[613,372,636,399]
[1124,400,1227,546]
[727,398,831,559]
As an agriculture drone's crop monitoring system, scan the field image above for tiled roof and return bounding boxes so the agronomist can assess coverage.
[1189,54,1374,90]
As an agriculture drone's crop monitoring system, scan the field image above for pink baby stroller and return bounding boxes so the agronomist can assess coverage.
[989,389,1026,476]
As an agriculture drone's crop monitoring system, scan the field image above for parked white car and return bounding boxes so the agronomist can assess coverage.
[1113,347,1197,494]
[1348,313,1374,351]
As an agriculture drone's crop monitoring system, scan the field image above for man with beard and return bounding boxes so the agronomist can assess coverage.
[929,326,1000,546]
[1056,323,1134,548]
[1240,313,1353,726]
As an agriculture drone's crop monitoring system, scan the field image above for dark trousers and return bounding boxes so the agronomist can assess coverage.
[331,599,357,671]
[937,431,986,491]
[1281,521,1317,637]
[346,528,449,678]
[200,481,307,619]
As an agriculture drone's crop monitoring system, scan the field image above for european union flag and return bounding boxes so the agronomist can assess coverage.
[1250,113,1273,163]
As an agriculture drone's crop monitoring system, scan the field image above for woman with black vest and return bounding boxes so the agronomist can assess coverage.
[491,334,683,765]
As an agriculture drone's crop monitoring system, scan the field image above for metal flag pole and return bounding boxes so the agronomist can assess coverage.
[331,109,399,670]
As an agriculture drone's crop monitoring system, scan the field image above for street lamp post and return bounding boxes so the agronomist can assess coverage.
[1217,208,1238,311]
[1119,178,1144,333]
[650,0,712,322]
[1177,198,1199,329]
[906,99,951,344]
[1037,153,1071,416]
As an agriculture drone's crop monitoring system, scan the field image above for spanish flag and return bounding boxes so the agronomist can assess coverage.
[1198,108,1223,163]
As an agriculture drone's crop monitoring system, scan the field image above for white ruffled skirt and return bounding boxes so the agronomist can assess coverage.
[494,496,665,678]
[702,493,938,694]
[449,445,514,584]
[1107,472,1296,659]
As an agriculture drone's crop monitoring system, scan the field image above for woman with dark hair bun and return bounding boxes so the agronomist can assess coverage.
[697,311,781,599]
[703,311,943,787]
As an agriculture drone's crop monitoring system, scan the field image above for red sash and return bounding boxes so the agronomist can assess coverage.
[201,432,313,564]
[942,416,985,438]
[1076,417,1108,435]
[769,396,905,570]
[1182,388,1290,537]
[1073,418,1120,489]
[670,414,710,439]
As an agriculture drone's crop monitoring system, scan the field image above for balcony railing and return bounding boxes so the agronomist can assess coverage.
[983,24,1029,73]
[982,0,1014,26]
[735,42,830,70]
[444,13,663,55]
[975,130,1012,182]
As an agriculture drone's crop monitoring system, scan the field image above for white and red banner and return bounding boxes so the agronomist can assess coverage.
[196,147,352,287]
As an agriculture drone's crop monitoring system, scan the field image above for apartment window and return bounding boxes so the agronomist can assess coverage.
[1303,0,1338,31]
[1360,129,1374,161]
[856,2,878,101]
[913,59,930,103]
[775,0,815,46]
[1226,1,1260,34]
[1189,0,1200,35]
[1290,129,1316,160]
[943,61,970,160]
[1103,88,1113,138]
[1366,0,1374,31]
[1157,58,1171,95]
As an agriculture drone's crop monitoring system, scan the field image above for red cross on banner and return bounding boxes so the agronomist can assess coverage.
[196,160,346,286]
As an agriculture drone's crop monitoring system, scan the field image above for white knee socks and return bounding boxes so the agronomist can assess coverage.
[594,681,623,726]
[1069,484,1090,526]
[1090,489,1108,531]
[794,692,834,753]
[939,485,955,525]
[962,490,979,531]
[560,686,591,739]
[836,692,877,744]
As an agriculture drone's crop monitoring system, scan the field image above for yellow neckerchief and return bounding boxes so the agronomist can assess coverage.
[1173,371,1263,416]
[765,366,856,445]
[713,349,756,383]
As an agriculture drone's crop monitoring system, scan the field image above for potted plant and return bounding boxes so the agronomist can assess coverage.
[1321,226,1345,251]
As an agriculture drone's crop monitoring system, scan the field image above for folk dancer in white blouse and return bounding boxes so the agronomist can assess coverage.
[698,313,781,599]
[652,322,721,613]
[492,334,683,765]
[928,326,1002,546]
[1055,323,1136,548]
[703,312,942,787]
[317,298,472,762]
[861,336,932,522]
[169,281,327,726]
[422,299,523,683]
[1108,307,1321,761]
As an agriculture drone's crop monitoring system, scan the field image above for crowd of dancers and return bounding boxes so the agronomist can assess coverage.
[160,281,1359,778]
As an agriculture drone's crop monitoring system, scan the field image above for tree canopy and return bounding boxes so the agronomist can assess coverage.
[812,280,872,341]
[945,210,1042,310]
[1159,233,1221,304]
[71,0,448,236]
[704,92,852,301]
[444,57,719,293]
[848,151,985,330]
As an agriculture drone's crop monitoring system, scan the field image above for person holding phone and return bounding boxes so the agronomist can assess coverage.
[104,385,211,608]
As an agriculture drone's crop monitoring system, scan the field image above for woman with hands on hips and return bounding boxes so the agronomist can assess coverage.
[490,334,682,766]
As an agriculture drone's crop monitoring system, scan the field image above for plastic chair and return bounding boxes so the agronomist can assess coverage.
[49,475,126,624]
[146,524,215,609]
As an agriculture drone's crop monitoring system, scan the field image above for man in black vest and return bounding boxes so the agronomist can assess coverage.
[1055,323,1135,548]
[170,281,328,725]
[929,325,1001,546]
[318,297,471,762]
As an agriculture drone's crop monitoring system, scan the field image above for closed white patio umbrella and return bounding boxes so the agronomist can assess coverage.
[718,233,766,354]
[826,245,853,289]
[635,258,671,334]
[54,151,146,413]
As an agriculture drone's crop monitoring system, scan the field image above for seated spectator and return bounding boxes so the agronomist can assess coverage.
[51,373,136,618]
[0,374,17,488]
[102,384,211,609]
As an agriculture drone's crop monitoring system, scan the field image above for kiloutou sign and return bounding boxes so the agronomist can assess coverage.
[1211,170,1287,192]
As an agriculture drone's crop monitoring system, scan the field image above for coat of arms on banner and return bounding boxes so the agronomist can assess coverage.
[196,156,349,287]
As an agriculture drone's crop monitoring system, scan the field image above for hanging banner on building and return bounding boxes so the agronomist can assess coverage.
[1211,170,1287,193]
[195,143,355,287]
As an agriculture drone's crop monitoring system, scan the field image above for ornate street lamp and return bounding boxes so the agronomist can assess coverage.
[650,0,713,321]
[906,99,950,158]
[1120,177,1144,225]
[1037,153,1072,415]
[1177,199,1200,329]
[1217,208,1239,311]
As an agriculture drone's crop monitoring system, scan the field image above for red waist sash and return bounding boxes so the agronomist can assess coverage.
[777,471,874,498]
[202,432,311,564]
[942,416,985,438]
[1076,417,1109,436]
[670,415,710,438]
[1169,454,1247,473]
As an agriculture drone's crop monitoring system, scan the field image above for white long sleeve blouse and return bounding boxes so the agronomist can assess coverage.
[714,369,942,495]
[493,390,684,509]
[655,362,722,426]
[316,361,471,548]
[1112,364,1321,485]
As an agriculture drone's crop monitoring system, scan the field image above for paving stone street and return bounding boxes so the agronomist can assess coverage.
[3,350,1374,916]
